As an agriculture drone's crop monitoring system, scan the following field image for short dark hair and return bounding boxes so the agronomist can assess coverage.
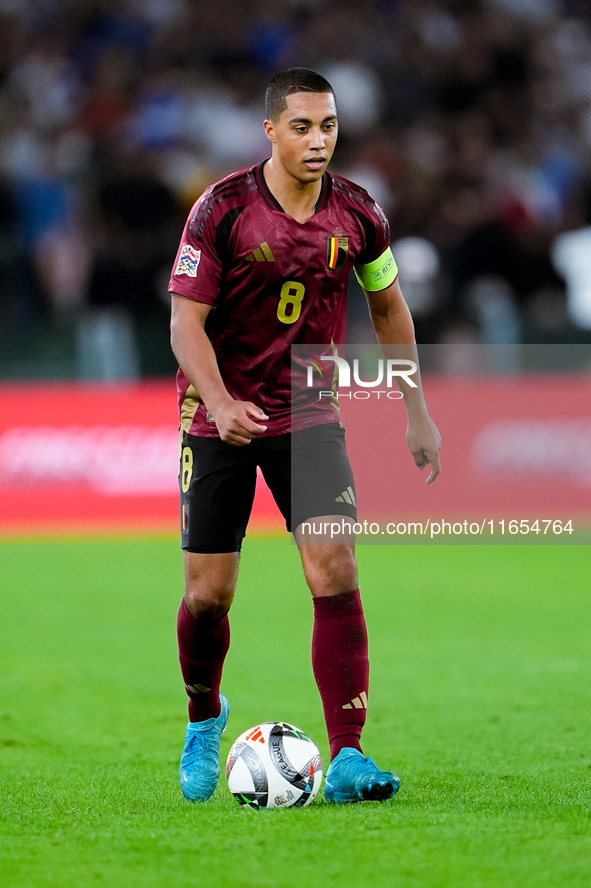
[265,68,335,122]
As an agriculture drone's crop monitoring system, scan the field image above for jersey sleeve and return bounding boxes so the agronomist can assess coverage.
[168,191,222,305]
[353,201,398,292]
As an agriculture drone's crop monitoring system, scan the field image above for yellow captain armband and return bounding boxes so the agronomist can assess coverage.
[354,246,398,292]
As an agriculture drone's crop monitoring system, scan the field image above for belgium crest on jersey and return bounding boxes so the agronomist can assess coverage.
[326,233,348,270]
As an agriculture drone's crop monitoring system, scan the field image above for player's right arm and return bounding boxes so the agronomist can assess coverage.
[170,294,268,446]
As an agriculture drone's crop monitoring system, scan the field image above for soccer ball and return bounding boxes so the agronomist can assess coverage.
[226,721,323,809]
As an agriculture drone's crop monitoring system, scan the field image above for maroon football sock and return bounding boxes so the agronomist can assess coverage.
[177,599,230,722]
[311,589,369,760]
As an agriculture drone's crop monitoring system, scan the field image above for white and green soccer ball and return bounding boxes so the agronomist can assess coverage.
[226,721,323,809]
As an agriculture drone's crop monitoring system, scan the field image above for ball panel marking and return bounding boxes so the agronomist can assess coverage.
[226,740,269,808]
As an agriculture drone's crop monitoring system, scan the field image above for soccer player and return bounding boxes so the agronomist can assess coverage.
[169,68,440,804]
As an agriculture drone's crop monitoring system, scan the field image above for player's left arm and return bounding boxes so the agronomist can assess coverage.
[364,278,441,485]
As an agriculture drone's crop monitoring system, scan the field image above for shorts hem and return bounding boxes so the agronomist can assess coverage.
[182,543,243,554]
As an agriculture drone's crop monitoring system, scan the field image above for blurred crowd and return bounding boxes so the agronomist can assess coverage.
[1,0,591,378]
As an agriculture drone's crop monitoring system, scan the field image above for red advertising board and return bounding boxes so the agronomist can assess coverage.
[0,376,589,536]
[0,382,282,535]
[339,374,591,531]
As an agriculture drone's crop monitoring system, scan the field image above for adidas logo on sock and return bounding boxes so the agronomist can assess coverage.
[342,691,368,710]
[335,486,356,506]
[185,683,211,694]
[246,241,275,262]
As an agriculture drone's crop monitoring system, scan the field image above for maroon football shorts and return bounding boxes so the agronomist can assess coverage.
[179,422,357,553]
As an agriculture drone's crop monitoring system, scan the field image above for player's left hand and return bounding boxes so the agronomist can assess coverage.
[406,413,441,485]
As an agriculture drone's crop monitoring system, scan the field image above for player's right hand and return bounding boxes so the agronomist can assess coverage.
[214,401,269,446]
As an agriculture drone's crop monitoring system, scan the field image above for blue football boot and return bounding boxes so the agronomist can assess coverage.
[324,747,400,804]
[179,695,230,801]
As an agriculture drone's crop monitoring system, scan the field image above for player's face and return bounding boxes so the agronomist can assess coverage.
[264,91,338,184]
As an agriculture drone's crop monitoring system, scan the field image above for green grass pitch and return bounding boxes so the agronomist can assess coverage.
[1,536,590,888]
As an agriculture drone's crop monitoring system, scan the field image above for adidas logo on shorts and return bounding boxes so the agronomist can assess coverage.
[335,486,356,506]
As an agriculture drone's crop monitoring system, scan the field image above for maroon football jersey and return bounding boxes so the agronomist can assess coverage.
[169,161,391,436]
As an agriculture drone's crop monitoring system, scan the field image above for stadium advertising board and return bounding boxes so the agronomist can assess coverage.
[0,382,279,535]
[0,354,590,538]
[292,345,591,544]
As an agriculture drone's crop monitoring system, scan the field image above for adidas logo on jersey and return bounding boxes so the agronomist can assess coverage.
[335,486,356,506]
[342,691,368,710]
[246,241,275,262]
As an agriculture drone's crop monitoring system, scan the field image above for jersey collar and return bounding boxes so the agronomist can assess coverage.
[255,161,332,216]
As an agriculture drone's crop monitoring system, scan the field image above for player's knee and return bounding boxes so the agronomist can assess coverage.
[184,582,235,619]
[183,552,238,618]
[304,546,357,596]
